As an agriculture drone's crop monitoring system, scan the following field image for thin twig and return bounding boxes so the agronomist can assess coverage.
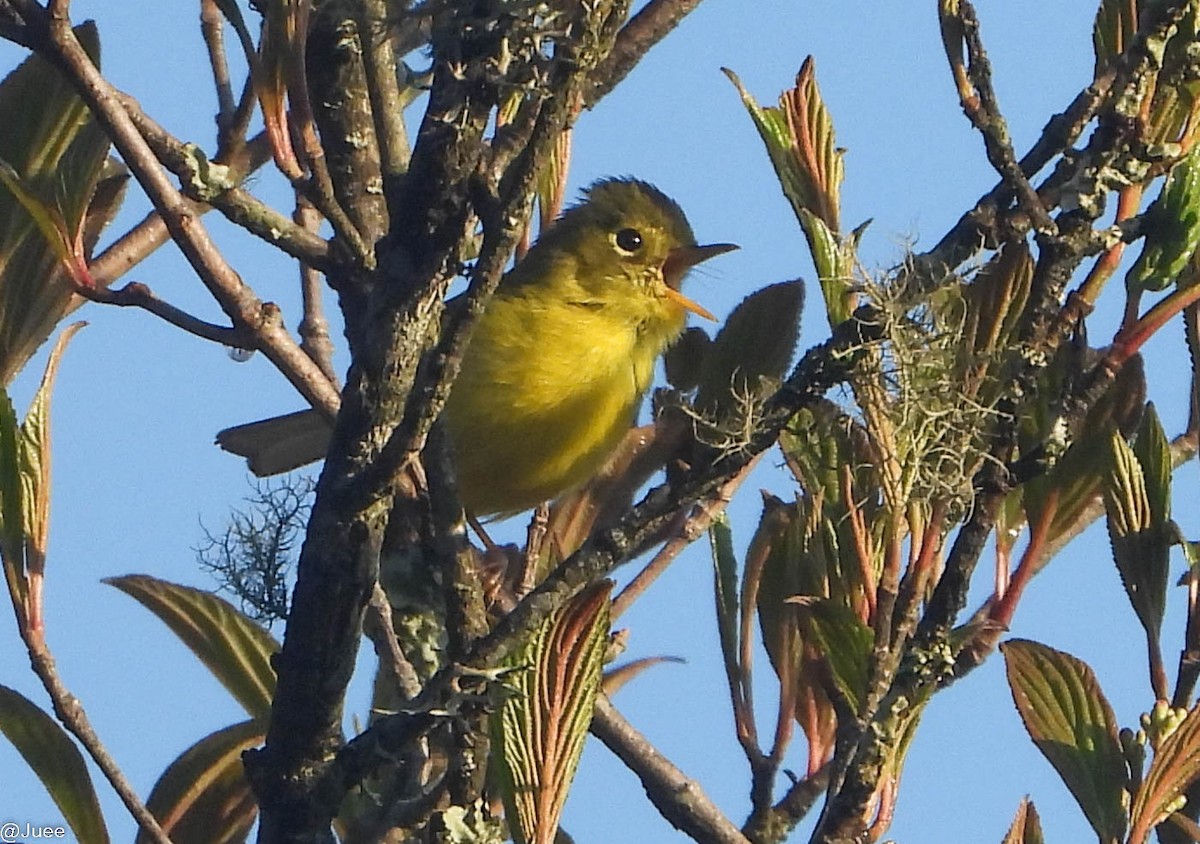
[364,580,422,701]
[200,0,236,129]
[23,637,172,844]
[210,2,259,158]
[952,1,1055,234]
[746,764,829,840]
[518,503,551,600]
[294,197,339,384]
[359,0,411,178]
[80,281,248,346]
[611,456,757,619]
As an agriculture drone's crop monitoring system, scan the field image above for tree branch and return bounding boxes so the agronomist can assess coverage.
[590,695,752,844]
[19,9,342,422]
[85,131,274,290]
[585,0,705,107]
[114,93,333,272]
[951,1,1054,234]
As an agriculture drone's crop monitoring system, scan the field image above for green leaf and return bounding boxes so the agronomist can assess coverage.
[0,157,74,265]
[789,596,873,713]
[104,575,278,719]
[1133,402,1172,529]
[0,684,109,844]
[1023,353,1147,552]
[1127,143,1200,294]
[1001,639,1128,843]
[799,208,857,326]
[1001,797,1045,844]
[19,322,85,574]
[663,326,711,392]
[0,22,113,384]
[491,582,611,844]
[141,719,262,844]
[0,384,25,610]
[695,280,804,418]
[710,514,741,686]
[1103,408,1170,651]
[1130,703,1200,842]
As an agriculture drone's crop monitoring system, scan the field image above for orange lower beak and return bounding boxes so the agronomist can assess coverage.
[661,242,738,322]
[662,287,715,321]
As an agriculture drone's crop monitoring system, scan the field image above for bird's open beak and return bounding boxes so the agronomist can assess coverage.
[661,242,739,322]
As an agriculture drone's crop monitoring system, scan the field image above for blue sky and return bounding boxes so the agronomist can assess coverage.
[1,2,1192,843]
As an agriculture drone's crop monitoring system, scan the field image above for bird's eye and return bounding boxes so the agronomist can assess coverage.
[614,228,644,255]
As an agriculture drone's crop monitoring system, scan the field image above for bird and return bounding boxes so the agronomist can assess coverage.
[216,177,737,517]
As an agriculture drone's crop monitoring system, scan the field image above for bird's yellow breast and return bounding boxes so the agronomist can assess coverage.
[442,285,685,516]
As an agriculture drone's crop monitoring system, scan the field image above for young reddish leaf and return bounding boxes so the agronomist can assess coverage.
[0,22,112,384]
[725,60,842,232]
[1129,703,1200,843]
[1001,639,1128,843]
[491,581,611,844]
[535,125,573,234]
[1092,0,1138,74]
[0,385,25,616]
[19,323,85,568]
[601,656,684,697]
[724,64,857,326]
[1001,797,1045,844]
[141,719,263,844]
[105,575,278,720]
[0,684,109,844]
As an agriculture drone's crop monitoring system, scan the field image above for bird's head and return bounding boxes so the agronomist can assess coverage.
[523,178,737,323]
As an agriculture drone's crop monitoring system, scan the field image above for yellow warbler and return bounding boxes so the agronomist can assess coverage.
[217,178,735,516]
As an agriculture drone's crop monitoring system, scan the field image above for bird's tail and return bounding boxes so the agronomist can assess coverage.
[215,408,331,476]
